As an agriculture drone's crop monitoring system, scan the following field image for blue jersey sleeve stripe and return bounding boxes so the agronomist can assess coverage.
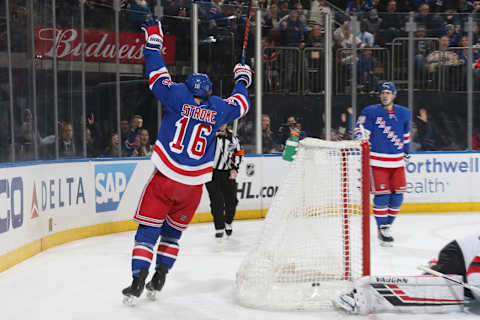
[148,67,170,90]
[231,93,249,118]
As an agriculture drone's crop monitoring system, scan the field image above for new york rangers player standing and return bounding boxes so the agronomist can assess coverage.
[354,82,411,247]
[122,18,252,305]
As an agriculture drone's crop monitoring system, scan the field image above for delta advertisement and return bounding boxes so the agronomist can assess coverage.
[1,152,480,263]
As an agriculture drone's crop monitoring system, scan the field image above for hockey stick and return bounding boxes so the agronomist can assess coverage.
[234,0,254,136]
[241,0,254,65]
[417,265,480,294]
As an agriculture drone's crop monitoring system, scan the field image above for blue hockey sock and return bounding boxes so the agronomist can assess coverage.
[155,220,182,270]
[387,193,403,225]
[373,194,390,227]
[131,224,161,277]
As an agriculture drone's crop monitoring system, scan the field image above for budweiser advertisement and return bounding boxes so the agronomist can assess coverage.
[34,26,176,65]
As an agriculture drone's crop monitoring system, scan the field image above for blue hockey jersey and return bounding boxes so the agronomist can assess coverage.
[144,49,250,185]
[354,104,411,168]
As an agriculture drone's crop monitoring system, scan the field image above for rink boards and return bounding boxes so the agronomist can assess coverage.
[1,151,480,271]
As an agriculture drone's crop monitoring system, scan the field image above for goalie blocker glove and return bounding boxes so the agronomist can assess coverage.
[233,63,252,88]
[141,18,164,51]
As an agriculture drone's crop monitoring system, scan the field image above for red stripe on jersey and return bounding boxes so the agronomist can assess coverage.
[157,244,179,257]
[153,145,213,177]
[399,296,463,303]
[387,285,399,289]
[394,290,405,294]
[232,94,248,117]
[149,71,168,87]
[370,154,404,162]
[133,248,154,260]
[467,256,480,275]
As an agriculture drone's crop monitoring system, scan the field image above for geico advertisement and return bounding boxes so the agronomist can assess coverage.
[404,153,480,202]
[0,162,92,255]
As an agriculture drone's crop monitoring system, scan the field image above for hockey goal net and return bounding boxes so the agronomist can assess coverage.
[235,138,370,310]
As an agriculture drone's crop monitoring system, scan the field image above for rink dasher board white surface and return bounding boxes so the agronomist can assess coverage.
[2,152,480,269]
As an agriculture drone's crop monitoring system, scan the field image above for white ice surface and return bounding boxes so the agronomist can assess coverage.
[1,213,480,320]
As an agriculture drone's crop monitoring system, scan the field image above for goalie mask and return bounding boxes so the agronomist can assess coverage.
[185,73,213,99]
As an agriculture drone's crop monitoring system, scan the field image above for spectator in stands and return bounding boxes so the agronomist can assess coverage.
[443,24,461,47]
[137,128,153,156]
[414,4,442,37]
[337,107,353,140]
[262,3,281,39]
[126,0,152,31]
[207,0,225,33]
[104,132,120,157]
[86,127,100,158]
[262,37,281,92]
[86,113,102,158]
[397,0,416,12]
[305,24,325,93]
[120,119,130,145]
[16,108,56,160]
[357,20,375,47]
[364,8,382,37]
[357,48,378,93]
[309,0,332,31]
[280,9,307,92]
[426,35,462,73]
[295,121,307,140]
[378,0,404,45]
[414,24,436,74]
[277,116,303,150]
[429,0,446,13]
[441,8,461,31]
[346,0,362,16]
[414,107,438,150]
[409,123,422,152]
[278,0,290,20]
[261,114,280,153]
[334,22,362,49]
[295,2,308,26]
[59,122,76,158]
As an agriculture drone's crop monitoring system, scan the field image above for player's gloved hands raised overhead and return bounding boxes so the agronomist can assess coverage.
[233,63,252,88]
[141,18,164,51]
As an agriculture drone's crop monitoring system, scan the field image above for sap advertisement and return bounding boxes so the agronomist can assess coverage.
[1,152,480,259]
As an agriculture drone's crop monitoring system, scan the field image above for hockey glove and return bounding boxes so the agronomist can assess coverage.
[233,63,252,88]
[141,18,164,52]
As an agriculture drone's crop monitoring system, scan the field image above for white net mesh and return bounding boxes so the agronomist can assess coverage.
[235,138,369,310]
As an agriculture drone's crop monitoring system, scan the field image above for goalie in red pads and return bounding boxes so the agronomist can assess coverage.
[354,82,411,247]
[333,231,480,314]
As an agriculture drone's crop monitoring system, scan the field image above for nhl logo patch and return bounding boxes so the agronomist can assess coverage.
[246,163,255,177]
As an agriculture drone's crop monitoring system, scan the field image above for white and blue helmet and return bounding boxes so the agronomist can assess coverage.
[379,82,397,95]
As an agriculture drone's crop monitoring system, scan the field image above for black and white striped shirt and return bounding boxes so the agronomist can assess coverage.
[213,129,243,171]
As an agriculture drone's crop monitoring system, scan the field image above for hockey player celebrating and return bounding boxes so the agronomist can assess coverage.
[333,231,480,314]
[354,82,411,247]
[122,18,252,305]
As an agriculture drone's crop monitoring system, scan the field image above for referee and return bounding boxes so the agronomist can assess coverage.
[205,124,244,241]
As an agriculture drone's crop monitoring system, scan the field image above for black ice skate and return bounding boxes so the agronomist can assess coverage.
[145,264,169,300]
[225,223,233,236]
[122,269,148,306]
[378,225,394,247]
[215,230,224,243]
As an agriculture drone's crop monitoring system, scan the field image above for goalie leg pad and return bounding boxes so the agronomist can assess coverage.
[336,275,465,315]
